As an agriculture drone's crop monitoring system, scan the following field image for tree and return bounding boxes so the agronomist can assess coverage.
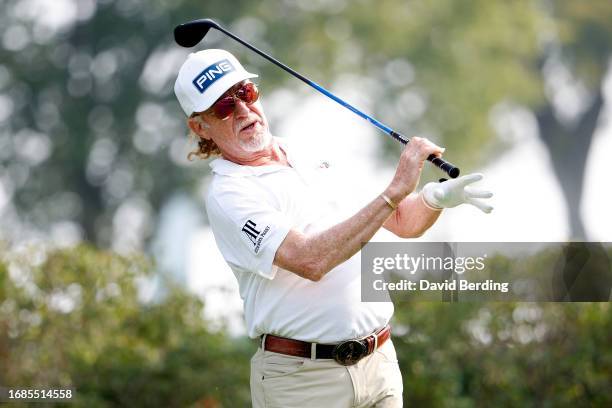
[0,244,254,407]
[4,244,610,406]
[0,0,266,246]
[533,1,611,239]
[392,301,612,406]
[313,0,610,239]
[2,1,608,245]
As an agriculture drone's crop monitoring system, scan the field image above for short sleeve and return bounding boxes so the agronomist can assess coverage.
[206,183,292,279]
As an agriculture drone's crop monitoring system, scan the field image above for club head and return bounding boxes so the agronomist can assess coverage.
[174,19,220,48]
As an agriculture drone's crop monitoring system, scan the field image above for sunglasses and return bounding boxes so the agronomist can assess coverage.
[205,82,259,120]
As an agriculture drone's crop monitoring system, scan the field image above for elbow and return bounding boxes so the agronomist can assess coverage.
[278,259,325,282]
[396,228,425,239]
[294,241,333,281]
[306,273,323,282]
[301,259,327,282]
[409,228,426,238]
[276,232,332,281]
[292,252,336,281]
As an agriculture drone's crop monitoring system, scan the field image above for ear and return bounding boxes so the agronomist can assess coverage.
[187,115,211,140]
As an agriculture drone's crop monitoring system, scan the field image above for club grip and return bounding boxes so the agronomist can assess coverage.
[427,155,460,178]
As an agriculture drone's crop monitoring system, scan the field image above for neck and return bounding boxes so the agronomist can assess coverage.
[222,138,290,167]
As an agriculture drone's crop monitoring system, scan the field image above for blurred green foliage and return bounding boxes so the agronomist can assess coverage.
[2,0,611,244]
[0,245,254,407]
[1,245,611,407]
[394,302,611,407]
[1,1,611,405]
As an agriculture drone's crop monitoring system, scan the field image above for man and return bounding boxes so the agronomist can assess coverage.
[174,49,493,407]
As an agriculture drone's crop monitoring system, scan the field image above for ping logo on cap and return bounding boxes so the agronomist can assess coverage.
[192,59,235,93]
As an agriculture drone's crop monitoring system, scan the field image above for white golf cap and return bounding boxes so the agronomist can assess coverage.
[174,49,258,116]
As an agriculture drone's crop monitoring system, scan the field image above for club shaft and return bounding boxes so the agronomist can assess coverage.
[216,25,405,141]
[212,24,459,178]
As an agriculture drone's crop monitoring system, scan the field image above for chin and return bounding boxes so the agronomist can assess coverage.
[240,130,272,152]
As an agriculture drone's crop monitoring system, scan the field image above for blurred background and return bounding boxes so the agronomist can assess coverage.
[0,0,611,406]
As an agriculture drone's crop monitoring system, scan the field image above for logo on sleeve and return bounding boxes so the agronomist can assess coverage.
[241,220,270,254]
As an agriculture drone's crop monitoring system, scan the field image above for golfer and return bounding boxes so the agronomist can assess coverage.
[174,49,493,407]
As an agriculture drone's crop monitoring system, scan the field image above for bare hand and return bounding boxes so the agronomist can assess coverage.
[386,137,445,202]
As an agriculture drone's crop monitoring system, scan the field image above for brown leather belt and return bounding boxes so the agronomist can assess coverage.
[261,325,391,366]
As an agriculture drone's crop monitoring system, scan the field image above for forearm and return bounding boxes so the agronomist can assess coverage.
[274,191,396,281]
[274,136,448,281]
[383,191,442,238]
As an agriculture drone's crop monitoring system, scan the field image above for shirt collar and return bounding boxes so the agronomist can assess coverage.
[209,138,297,177]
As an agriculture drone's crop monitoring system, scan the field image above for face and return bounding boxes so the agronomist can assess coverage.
[188,81,272,163]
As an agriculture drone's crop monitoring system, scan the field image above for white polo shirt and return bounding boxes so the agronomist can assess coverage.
[205,139,393,343]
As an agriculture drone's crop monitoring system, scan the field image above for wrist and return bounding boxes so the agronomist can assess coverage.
[383,186,407,205]
[380,194,397,210]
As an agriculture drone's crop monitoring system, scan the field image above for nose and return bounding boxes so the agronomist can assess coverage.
[233,98,250,118]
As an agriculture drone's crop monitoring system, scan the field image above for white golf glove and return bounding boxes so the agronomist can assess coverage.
[421,173,493,213]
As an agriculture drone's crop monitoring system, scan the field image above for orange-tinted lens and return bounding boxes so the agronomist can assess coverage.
[236,83,259,104]
[211,83,259,120]
[212,97,235,119]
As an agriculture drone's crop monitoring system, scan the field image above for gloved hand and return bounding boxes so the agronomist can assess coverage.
[421,173,493,213]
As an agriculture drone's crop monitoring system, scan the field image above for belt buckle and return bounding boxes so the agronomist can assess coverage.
[332,340,368,366]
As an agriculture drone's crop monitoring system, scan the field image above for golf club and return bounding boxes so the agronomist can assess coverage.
[174,18,460,178]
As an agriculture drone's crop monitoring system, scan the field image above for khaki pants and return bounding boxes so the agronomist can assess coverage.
[250,338,403,407]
